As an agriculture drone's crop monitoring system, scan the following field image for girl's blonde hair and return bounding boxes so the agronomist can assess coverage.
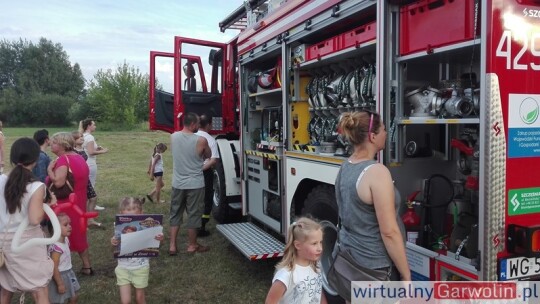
[118,197,145,212]
[48,212,69,235]
[276,217,322,272]
[57,213,70,223]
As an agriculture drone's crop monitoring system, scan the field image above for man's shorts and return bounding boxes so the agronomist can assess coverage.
[115,265,150,289]
[170,187,205,229]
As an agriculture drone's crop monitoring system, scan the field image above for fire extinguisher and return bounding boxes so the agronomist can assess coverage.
[402,190,421,245]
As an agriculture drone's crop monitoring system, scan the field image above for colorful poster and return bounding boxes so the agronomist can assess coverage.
[113,214,163,258]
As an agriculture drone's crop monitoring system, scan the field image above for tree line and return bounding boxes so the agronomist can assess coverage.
[0,38,149,127]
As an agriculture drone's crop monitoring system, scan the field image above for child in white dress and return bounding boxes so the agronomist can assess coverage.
[48,213,80,304]
[146,143,167,204]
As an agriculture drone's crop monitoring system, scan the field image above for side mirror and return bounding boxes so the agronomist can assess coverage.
[208,49,223,67]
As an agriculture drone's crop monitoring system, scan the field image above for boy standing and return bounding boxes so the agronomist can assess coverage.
[32,129,51,182]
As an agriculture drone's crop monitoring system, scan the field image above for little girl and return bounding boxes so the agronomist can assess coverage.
[72,131,101,227]
[265,217,327,304]
[48,213,80,304]
[111,197,163,304]
[146,143,167,203]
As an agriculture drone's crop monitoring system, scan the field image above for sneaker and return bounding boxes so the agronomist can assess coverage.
[94,205,105,211]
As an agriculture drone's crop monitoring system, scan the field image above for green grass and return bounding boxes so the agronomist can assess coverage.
[2,128,276,304]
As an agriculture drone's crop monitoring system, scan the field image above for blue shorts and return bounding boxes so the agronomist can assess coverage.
[153,172,163,177]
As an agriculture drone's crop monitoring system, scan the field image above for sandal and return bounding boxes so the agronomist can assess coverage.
[88,221,104,229]
[146,194,154,203]
[186,244,209,254]
[81,267,94,276]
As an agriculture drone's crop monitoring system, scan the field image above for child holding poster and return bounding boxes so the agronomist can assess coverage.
[111,197,163,304]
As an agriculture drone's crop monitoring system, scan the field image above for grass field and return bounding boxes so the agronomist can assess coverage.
[2,127,276,304]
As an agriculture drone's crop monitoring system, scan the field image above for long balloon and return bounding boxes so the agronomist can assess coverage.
[11,204,60,253]
[52,193,99,232]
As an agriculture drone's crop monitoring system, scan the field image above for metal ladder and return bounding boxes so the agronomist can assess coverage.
[217,222,284,260]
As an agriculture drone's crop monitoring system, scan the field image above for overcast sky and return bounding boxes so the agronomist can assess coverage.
[0,0,244,91]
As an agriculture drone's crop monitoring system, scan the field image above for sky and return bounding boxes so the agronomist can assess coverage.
[0,0,245,91]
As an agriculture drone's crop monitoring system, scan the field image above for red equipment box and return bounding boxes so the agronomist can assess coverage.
[399,0,479,55]
[306,36,341,61]
[341,21,376,49]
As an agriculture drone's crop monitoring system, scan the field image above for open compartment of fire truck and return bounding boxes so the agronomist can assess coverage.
[385,0,485,281]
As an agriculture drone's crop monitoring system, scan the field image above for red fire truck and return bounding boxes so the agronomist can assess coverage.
[149,0,540,286]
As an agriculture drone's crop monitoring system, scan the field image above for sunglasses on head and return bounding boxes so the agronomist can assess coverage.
[363,110,376,134]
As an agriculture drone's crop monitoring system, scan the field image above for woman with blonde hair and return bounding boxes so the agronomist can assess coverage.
[47,132,94,275]
[335,111,410,287]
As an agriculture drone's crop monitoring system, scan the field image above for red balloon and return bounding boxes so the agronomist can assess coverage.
[52,193,98,231]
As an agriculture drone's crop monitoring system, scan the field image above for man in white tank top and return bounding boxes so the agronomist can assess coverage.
[195,115,220,236]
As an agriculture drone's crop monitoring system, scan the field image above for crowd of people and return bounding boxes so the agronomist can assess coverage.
[0,110,410,304]
[0,114,218,303]
[0,120,109,303]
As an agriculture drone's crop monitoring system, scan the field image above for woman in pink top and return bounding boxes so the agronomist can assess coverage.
[47,132,94,276]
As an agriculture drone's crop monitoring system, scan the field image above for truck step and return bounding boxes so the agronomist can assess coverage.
[228,202,242,210]
[217,222,284,260]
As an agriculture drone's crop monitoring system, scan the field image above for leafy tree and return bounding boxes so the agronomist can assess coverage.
[79,62,149,126]
[0,38,85,125]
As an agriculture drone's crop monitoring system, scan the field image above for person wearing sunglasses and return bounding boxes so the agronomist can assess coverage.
[335,111,411,282]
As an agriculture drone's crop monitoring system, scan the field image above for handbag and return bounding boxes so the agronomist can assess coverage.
[327,241,391,302]
[48,155,75,199]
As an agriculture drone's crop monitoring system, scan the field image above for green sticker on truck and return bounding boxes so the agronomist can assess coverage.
[508,188,540,215]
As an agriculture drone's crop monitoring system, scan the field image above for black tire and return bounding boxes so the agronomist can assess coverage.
[302,185,338,225]
[211,161,228,223]
[303,185,344,304]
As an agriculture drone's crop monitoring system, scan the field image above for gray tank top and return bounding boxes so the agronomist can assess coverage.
[171,132,204,189]
[335,160,405,269]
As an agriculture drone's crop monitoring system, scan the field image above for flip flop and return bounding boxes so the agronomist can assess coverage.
[168,250,178,256]
[81,267,94,276]
[186,245,209,254]
[146,194,154,203]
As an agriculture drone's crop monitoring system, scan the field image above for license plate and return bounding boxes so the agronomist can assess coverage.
[499,257,540,280]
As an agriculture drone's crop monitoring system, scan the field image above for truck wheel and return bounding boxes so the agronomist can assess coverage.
[212,161,229,223]
[304,185,345,304]
[302,185,338,225]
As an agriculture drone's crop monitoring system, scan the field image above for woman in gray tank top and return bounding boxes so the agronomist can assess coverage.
[335,111,411,282]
